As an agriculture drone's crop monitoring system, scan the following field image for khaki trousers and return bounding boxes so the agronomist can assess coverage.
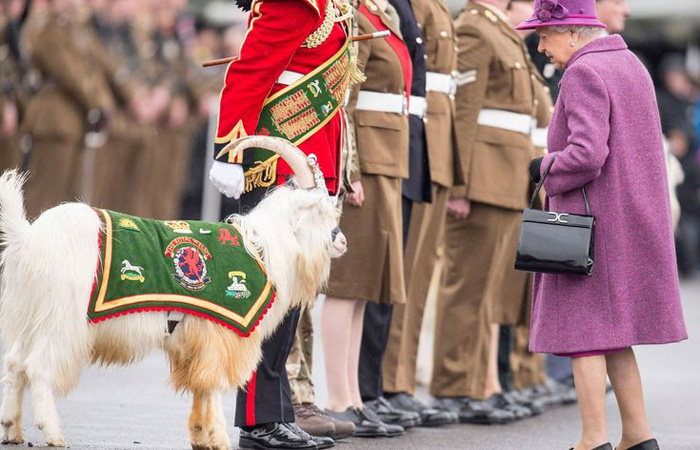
[510,280,547,389]
[430,202,525,399]
[382,184,448,395]
[511,324,546,389]
[286,307,316,405]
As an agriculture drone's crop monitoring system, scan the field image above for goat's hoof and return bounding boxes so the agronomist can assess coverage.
[2,437,24,445]
[46,439,66,447]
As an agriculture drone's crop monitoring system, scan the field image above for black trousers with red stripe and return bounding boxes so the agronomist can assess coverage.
[235,308,301,426]
[222,186,302,427]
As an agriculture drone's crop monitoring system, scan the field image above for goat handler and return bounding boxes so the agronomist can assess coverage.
[207,0,360,448]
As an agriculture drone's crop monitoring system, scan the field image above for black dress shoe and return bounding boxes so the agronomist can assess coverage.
[287,423,334,449]
[239,422,317,449]
[386,393,458,427]
[622,438,660,450]
[507,389,545,415]
[364,396,420,428]
[484,393,533,420]
[433,397,516,425]
[324,407,387,438]
[568,443,613,450]
[358,406,405,437]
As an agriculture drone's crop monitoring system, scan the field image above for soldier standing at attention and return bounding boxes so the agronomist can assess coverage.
[20,0,113,218]
[380,0,463,427]
[208,0,355,448]
[322,0,411,438]
[430,0,542,423]
[356,0,434,429]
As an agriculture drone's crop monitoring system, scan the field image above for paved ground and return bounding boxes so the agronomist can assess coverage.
[2,279,699,449]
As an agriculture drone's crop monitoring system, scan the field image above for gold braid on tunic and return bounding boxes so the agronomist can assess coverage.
[302,1,365,81]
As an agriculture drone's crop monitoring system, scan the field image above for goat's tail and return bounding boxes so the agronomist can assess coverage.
[0,169,30,251]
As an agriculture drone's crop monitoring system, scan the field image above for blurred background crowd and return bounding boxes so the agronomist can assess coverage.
[1,0,700,278]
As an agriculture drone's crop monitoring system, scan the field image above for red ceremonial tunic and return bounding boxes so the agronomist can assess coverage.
[215,0,347,194]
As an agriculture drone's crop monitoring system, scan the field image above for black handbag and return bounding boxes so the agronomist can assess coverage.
[514,156,595,276]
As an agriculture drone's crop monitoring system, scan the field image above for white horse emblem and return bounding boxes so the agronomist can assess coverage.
[121,260,144,276]
[120,260,145,282]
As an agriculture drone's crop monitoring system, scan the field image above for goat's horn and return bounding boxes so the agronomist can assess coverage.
[217,136,318,190]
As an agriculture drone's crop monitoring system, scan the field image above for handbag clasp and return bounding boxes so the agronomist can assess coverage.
[547,212,569,224]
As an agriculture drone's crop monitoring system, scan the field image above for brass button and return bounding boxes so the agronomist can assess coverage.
[470,9,478,14]
[440,30,448,38]
[369,3,378,11]
[530,74,536,80]
[514,62,522,69]
[416,37,423,44]
[424,54,428,60]
[534,99,540,106]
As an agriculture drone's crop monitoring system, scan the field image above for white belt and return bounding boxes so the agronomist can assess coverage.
[531,127,548,148]
[356,91,408,115]
[409,96,427,118]
[277,70,304,86]
[477,109,533,135]
[426,72,457,96]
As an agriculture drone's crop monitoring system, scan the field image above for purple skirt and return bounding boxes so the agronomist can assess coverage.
[555,347,627,359]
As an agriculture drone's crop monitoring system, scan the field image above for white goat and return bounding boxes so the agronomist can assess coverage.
[0,137,346,450]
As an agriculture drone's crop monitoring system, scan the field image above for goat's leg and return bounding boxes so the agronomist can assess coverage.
[1,345,27,444]
[204,391,230,450]
[189,390,210,450]
[26,344,65,447]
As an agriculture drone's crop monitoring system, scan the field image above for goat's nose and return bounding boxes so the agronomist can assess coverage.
[331,227,341,241]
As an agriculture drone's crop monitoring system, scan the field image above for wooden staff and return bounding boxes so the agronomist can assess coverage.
[201,30,391,68]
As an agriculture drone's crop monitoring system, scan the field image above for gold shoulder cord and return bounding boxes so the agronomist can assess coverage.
[303,0,353,48]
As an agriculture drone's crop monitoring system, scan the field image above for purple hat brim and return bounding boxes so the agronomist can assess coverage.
[515,18,606,30]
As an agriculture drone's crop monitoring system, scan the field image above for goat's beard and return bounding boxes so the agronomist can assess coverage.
[235,0,253,11]
[289,252,330,309]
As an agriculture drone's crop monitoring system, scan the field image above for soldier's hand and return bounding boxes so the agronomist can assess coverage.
[346,180,364,207]
[447,197,471,220]
[209,161,245,199]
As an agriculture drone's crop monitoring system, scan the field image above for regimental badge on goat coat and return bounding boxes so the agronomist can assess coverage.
[88,209,275,337]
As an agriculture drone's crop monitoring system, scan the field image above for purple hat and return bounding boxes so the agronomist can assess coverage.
[516,0,606,30]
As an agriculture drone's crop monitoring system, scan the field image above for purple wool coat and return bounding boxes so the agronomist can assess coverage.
[530,35,688,354]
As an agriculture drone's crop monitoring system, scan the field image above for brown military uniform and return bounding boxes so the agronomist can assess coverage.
[430,1,540,399]
[88,17,144,214]
[382,0,458,395]
[511,75,552,390]
[327,0,410,305]
[21,12,113,218]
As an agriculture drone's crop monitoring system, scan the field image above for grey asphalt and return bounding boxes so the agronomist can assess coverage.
[2,279,699,450]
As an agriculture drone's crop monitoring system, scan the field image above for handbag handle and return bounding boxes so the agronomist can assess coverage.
[529,155,591,215]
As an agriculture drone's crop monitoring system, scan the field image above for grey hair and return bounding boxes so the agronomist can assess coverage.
[549,25,602,38]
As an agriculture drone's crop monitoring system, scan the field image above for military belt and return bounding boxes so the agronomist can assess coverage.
[356,91,409,116]
[477,109,534,135]
[531,126,548,148]
[409,96,427,118]
[426,72,457,96]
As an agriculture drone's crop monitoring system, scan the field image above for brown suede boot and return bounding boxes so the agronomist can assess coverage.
[293,403,335,438]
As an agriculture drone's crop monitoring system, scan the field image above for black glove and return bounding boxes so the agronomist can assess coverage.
[529,157,543,183]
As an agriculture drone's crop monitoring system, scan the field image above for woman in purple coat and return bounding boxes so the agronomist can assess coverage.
[517,1,688,450]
